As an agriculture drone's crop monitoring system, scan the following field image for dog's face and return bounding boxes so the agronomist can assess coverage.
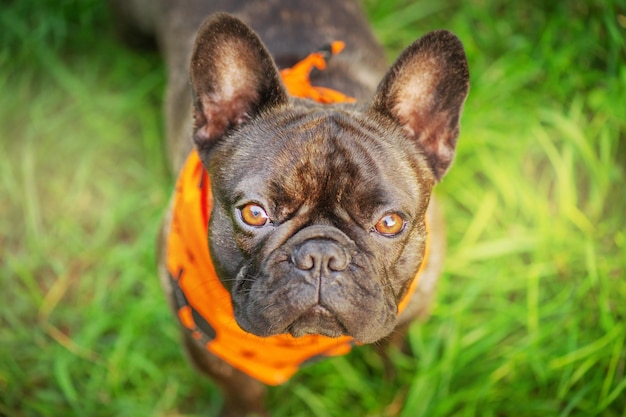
[205,105,433,344]
[189,14,469,344]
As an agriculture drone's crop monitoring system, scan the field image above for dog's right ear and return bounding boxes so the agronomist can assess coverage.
[190,13,288,151]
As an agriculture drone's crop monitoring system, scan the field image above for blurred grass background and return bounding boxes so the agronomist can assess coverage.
[1,0,625,416]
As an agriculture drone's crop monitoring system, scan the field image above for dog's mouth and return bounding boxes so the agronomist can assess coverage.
[286,304,348,338]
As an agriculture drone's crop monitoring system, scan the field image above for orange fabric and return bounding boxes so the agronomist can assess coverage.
[165,43,428,386]
[280,41,357,103]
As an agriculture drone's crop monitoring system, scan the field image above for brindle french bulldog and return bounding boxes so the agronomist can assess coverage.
[110,1,469,416]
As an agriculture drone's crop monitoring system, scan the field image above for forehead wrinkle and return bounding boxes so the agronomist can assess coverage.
[253,107,424,224]
[327,113,415,198]
[268,114,384,223]
[263,114,350,219]
[230,107,423,213]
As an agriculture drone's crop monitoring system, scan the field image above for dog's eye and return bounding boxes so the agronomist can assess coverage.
[239,203,270,227]
[374,213,405,237]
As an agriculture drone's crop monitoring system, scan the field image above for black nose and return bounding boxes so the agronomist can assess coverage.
[292,240,350,272]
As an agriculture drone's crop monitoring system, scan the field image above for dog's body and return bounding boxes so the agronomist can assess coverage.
[111,1,468,415]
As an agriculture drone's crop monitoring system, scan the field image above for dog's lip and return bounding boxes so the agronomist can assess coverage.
[286,304,349,338]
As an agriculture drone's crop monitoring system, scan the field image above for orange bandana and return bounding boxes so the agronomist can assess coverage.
[166,43,428,386]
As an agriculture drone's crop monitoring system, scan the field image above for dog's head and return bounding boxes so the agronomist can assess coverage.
[188,14,469,343]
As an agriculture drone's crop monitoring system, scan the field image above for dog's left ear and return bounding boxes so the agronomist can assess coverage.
[371,30,469,180]
[189,13,288,152]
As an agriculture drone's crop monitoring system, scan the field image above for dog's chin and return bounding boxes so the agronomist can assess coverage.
[287,305,348,339]
[235,302,396,344]
[233,297,393,343]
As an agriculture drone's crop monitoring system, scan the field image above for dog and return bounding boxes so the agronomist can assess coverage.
[110,1,469,415]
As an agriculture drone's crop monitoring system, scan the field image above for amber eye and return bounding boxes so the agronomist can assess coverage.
[239,204,270,227]
[374,213,405,237]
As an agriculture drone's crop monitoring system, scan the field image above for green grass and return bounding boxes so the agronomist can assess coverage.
[1,0,625,416]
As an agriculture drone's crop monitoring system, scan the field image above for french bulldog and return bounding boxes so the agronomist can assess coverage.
[110,1,469,416]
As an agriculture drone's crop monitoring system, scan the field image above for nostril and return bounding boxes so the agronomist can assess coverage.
[292,250,315,271]
[327,253,349,271]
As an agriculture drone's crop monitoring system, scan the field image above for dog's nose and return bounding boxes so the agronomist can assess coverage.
[292,240,350,272]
